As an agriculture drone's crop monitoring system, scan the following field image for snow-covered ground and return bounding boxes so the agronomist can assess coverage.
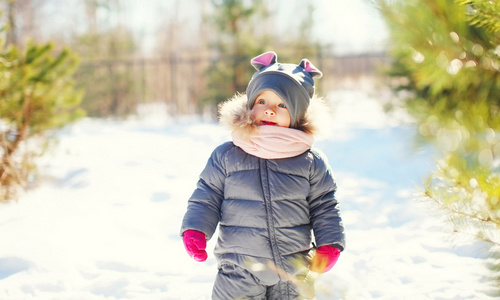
[0,90,494,299]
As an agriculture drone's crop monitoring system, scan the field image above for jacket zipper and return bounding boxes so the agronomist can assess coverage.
[260,159,285,280]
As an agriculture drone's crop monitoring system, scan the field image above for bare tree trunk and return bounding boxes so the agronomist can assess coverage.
[84,0,98,33]
[6,0,17,46]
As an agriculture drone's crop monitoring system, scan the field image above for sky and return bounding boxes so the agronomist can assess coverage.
[2,0,389,55]
[271,0,389,53]
[313,0,389,52]
[121,0,389,55]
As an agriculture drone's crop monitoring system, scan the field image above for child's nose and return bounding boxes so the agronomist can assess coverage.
[264,108,276,116]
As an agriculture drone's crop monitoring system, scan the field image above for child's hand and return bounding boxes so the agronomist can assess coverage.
[182,230,208,262]
[309,245,340,273]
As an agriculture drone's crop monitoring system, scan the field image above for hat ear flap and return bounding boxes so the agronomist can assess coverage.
[299,59,323,78]
[251,51,278,71]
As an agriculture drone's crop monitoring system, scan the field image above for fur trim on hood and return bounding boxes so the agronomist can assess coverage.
[218,93,333,141]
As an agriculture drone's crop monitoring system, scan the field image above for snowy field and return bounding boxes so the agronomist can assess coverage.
[0,90,494,299]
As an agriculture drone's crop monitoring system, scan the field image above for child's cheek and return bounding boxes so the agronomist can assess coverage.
[251,109,260,121]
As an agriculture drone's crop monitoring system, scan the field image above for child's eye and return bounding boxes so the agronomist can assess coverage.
[257,99,266,105]
[278,103,287,108]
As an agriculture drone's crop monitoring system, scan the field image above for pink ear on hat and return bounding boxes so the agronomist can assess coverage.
[251,51,278,71]
[299,59,323,78]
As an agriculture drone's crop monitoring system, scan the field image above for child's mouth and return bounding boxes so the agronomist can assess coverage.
[261,120,277,126]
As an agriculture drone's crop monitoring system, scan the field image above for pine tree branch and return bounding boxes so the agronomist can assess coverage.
[428,194,500,246]
[430,193,500,226]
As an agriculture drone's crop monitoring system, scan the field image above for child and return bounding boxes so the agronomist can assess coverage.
[180,51,345,299]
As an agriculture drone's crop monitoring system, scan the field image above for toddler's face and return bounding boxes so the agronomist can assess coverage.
[251,91,291,128]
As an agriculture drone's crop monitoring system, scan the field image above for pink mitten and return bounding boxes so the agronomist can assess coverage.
[309,245,340,273]
[182,230,208,262]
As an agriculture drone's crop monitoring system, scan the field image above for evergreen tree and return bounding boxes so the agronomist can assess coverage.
[202,0,271,110]
[378,0,500,292]
[0,38,84,201]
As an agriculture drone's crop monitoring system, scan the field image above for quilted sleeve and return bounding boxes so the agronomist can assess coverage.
[180,142,231,240]
[308,149,346,251]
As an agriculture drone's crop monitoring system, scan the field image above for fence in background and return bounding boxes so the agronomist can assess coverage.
[76,52,391,116]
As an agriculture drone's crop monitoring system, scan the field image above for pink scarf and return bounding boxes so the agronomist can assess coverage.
[232,125,314,159]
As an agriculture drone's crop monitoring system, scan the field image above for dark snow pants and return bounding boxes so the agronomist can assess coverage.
[211,263,314,300]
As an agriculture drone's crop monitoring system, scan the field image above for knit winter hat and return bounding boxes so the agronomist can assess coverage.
[246,51,322,128]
